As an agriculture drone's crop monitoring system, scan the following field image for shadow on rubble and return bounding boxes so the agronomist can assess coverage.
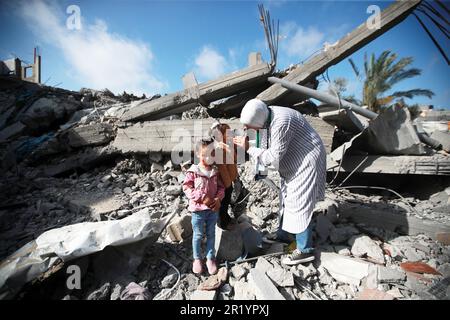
[324,171,450,245]
[18,237,191,300]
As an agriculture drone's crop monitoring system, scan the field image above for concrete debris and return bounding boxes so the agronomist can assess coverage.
[349,235,385,265]
[190,289,217,300]
[215,226,244,261]
[167,214,192,242]
[247,268,285,300]
[356,288,395,300]
[198,267,228,291]
[0,17,448,301]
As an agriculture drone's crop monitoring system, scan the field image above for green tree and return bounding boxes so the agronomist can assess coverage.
[348,50,434,113]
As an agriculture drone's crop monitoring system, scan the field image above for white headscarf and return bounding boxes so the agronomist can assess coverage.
[240,98,269,128]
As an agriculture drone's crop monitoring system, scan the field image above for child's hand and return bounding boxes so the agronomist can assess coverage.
[212,198,221,212]
[203,196,215,207]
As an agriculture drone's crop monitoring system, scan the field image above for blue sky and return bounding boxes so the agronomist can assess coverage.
[1,0,448,108]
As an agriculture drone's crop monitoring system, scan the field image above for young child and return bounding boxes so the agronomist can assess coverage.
[209,121,240,230]
[183,138,225,275]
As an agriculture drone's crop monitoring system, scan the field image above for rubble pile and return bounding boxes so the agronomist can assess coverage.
[1,0,449,298]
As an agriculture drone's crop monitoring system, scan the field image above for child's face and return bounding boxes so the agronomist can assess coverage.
[198,144,215,165]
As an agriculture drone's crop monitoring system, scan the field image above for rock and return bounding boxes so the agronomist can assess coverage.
[164,160,174,171]
[101,175,113,183]
[215,226,244,261]
[161,271,178,288]
[62,295,78,300]
[315,214,334,244]
[295,264,316,279]
[349,235,385,264]
[404,248,424,262]
[231,264,248,281]
[266,268,294,287]
[166,185,182,196]
[377,266,406,284]
[438,263,450,277]
[330,226,359,244]
[110,284,123,300]
[198,267,228,290]
[123,187,133,195]
[87,282,111,300]
[319,252,370,286]
[248,269,285,300]
[386,287,404,299]
[151,163,164,173]
[356,288,394,300]
[313,199,339,223]
[190,290,217,300]
[279,287,296,300]
[334,246,351,256]
[255,257,274,274]
[233,280,255,300]
[220,284,232,295]
[167,214,192,242]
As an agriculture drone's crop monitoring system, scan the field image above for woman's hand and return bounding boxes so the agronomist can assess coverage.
[233,136,249,151]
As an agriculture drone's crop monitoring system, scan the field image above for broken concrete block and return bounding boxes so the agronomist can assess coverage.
[198,267,228,291]
[315,214,334,244]
[190,289,217,300]
[151,162,164,173]
[247,269,286,300]
[167,214,192,242]
[255,257,274,274]
[166,185,182,196]
[356,288,394,300]
[231,264,248,281]
[330,225,359,244]
[215,226,244,261]
[266,268,294,287]
[161,270,178,288]
[110,283,123,300]
[87,282,111,300]
[404,248,424,262]
[319,252,370,286]
[233,280,255,300]
[377,266,406,284]
[349,235,385,265]
[430,130,450,152]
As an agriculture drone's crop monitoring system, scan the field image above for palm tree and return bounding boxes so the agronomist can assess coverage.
[348,50,434,113]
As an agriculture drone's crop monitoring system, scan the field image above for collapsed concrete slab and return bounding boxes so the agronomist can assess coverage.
[247,268,285,300]
[338,202,450,242]
[256,0,421,105]
[319,252,371,286]
[0,208,171,300]
[121,57,272,122]
[113,117,334,155]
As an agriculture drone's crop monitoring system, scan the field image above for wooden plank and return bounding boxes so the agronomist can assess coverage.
[327,155,450,175]
[257,0,422,104]
[338,202,450,241]
[248,268,285,300]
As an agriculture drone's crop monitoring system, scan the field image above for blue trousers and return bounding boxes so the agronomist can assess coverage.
[191,210,218,260]
[276,217,314,253]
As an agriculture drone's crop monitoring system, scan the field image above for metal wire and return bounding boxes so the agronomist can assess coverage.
[333,185,425,219]
[153,259,181,300]
[258,4,279,68]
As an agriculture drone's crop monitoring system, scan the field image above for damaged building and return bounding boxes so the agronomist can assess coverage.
[0,0,449,301]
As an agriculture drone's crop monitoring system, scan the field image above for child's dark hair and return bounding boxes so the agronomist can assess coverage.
[195,137,214,154]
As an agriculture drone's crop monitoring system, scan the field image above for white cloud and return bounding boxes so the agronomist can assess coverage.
[280,22,325,60]
[279,22,350,64]
[194,46,228,80]
[18,0,166,96]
